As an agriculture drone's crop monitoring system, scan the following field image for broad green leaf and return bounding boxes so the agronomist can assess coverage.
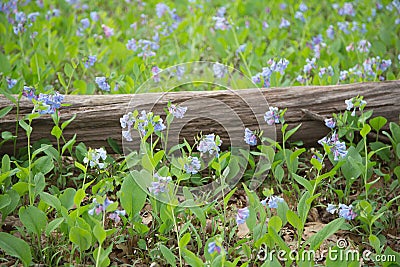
[293,173,313,193]
[160,244,176,266]
[19,206,47,236]
[182,248,203,267]
[119,172,147,217]
[286,210,302,230]
[369,116,387,132]
[307,218,345,250]
[74,188,85,206]
[360,124,371,138]
[61,114,77,130]
[268,216,282,232]
[45,217,64,236]
[0,232,32,267]
[59,188,76,210]
[179,232,191,248]
[64,63,74,77]
[40,192,61,211]
[0,194,11,209]
[69,226,92,251]
[93,223,107,245]
[51,125,62,139]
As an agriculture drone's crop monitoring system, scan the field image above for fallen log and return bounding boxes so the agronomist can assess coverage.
[1,81,399,156]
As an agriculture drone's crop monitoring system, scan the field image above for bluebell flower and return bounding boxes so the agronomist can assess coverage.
[339,70,349,81]
[184,156,201,174]
[332,141,348,161]
[296,75,306,84]
[84,55,97,68]
[197,134,222,156]
[326,204,338,214]
[379,59,392,72]
[109,210,126,223]
[156,3,170,18]
[168,104,187,119]
[213,63,227,78]
[90,11,99,21]
[149,173,172,195]
[84,147,107,169]
[244,128,257,146]
[154,119,166,132]
[80,18,90,29]
[337,21,350,34]
[101,24,114,38]
[295,11,305,22]
[279,17,290,28]
[88,197,114,215]
[338,204,357,220]
[95,76,111,91]
[357,40,371,53]
[264,107,281,125]
[299,3,308,12]
[36,92,64,114]
[236,207,249,225]
[27,12,40,22]
[338,2,356,16]
[324,118,336,129]
[23,86,37,100]
[208,242,221,254]
[151,66,162,83]
[268,196,284,209]
[126,38,137,51]
[6,78,17,89]
[326,25,335,39]
[236,44,247,55]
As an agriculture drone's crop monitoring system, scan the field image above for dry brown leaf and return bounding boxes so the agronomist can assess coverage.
[237,222,250,238]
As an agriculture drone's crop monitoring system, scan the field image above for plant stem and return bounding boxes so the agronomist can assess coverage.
[27,119,33,205]
[171,206,183,267]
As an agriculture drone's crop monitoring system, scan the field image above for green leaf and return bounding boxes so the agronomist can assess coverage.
[59,188,76,210]
[268,216,282,232]
[0,190,19,218]
[69,226,92,251]
[298,192,310,225]
[286,210,302,230]
[51,125,62,139]
[160,244,176,266]
[40,192,61,211]
[292,174,313,193]
[45,217,64,236]
[64,63,74,77]
[119,172,147,217]
[74,188,85,206]
[182,248,203,267]
[93,223,107,245]
[360,124,371,138]
[369,234,381,253]
[307,218,345,250]
[57,72,67,88]
[0,194,11,209]
[369,116,387,132]
[19,206,47,236]
[284,123,302,141]
[0,232,32,267]
[19,120,32,135]
[179,232,191,248]
[61,114,76,130]
[0,106,12,119]
[62,134,77,155]
[107,137,122,154]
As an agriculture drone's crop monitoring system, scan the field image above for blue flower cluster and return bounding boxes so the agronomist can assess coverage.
[184,156,201,174]
[120,110,166,141]
[326,203,357,220]
[252,58,289,88]
[95,76,110,91]
[197,134,222,156]
[83,147,107,169]
[149,173,172,195]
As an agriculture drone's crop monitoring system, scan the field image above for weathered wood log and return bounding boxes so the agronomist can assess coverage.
[1,81,399,155]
